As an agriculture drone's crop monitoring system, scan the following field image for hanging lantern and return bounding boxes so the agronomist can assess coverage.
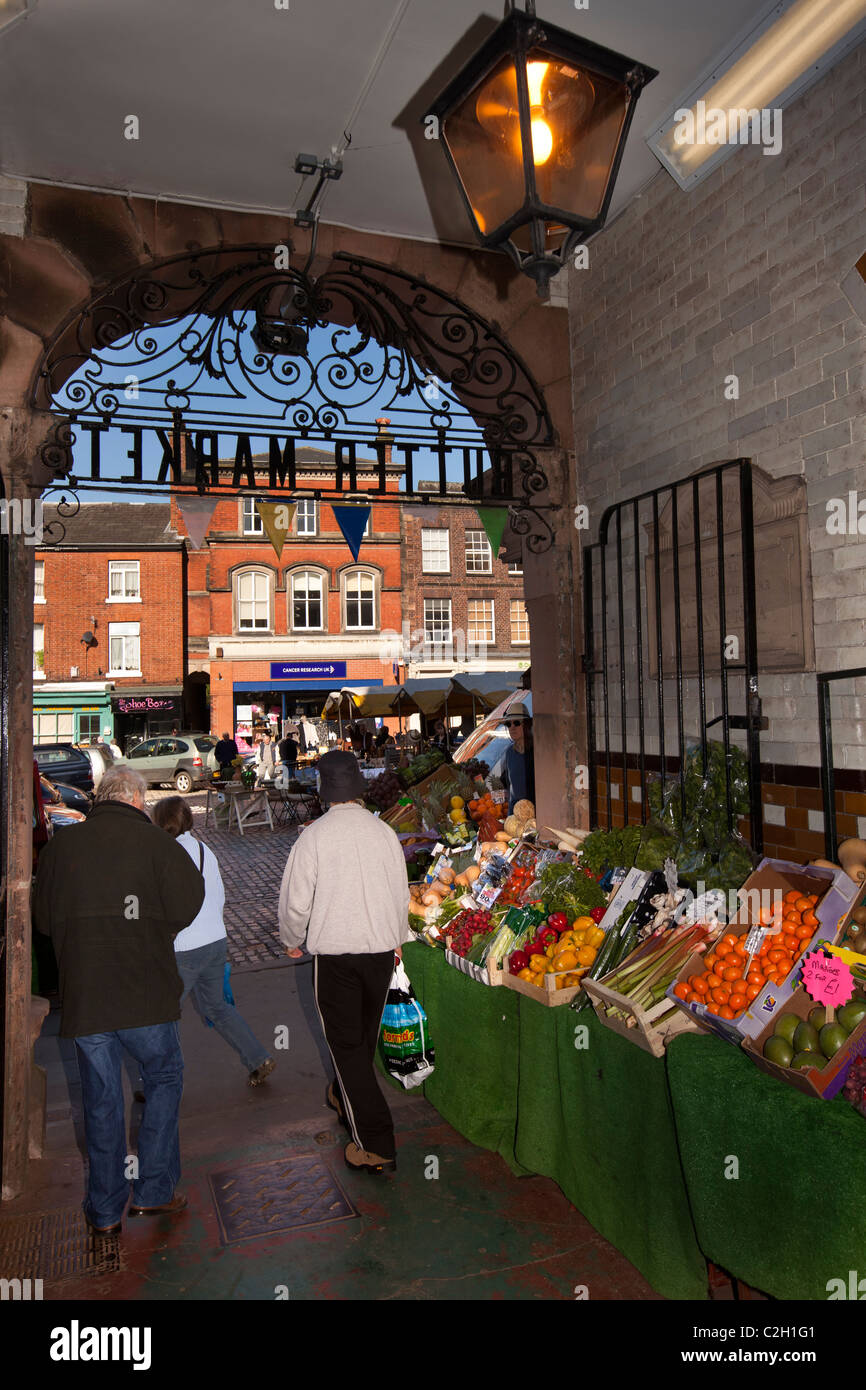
[427,2,657,297]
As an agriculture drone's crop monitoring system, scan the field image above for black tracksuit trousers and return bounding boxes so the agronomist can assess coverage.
[313,951,396,1159]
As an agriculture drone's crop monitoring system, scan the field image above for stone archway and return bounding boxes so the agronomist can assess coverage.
[0,186,583,1198]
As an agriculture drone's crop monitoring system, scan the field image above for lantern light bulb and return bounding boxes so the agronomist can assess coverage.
[530,117,553,164]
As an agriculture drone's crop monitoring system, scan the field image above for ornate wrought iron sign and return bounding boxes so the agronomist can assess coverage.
[34,249,556,550]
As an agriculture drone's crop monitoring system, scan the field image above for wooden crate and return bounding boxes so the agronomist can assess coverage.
[501,968,582,1007]
[583,976,700,1057]
[444,942,505,986]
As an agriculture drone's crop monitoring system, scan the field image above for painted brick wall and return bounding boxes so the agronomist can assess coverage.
[570,45,866,774]
[35,548,185,683]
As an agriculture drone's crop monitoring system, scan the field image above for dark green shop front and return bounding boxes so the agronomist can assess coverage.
[398,943,866,1301]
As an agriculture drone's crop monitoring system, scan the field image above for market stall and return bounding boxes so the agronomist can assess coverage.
[369,735,866,1300]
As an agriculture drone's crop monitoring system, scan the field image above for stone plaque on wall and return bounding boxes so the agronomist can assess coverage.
[645,467,814,677]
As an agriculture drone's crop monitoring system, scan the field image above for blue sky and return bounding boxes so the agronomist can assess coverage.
[59,315,489,503]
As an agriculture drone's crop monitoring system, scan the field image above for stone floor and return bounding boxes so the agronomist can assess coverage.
[5,789,666,1301]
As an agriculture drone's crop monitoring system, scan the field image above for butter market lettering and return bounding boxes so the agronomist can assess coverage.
[71,424,506,498]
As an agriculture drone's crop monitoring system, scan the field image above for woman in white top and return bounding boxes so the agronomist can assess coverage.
[152,798,275,1087]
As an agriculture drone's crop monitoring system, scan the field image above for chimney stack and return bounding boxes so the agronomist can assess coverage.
[375,417,393,468]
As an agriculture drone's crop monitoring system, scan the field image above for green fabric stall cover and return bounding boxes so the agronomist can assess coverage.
[513,1002,708,1301]
[667,1030,866,1300]
[401,944,529,1174]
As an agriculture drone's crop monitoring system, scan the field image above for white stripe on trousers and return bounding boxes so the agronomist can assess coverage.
[312,953,395,1156]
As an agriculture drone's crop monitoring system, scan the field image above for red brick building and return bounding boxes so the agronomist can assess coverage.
[33,505,186,748]
[171,435,405,742]
[401,495,531,680]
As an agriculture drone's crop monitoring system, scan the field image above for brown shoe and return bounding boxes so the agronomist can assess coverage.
[85,1216,122,1236]
[326,1082,349,1130]
[128,1193,188,1217]
[344,1141,396,1174]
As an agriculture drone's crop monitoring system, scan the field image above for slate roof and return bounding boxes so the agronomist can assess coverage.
[41,503,178,547]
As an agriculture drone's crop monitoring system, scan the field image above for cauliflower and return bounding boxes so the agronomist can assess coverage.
[513,800,535,823]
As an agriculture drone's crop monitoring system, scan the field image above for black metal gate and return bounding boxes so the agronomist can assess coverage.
[583,459,763,853]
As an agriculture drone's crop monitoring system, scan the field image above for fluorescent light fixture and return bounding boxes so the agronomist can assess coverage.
[647,0,866,190]
[0,0,32,38]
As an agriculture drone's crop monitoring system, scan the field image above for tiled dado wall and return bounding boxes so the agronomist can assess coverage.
[594,764,866,865]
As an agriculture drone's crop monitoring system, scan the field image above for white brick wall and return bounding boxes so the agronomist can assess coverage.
[570,44,866,770]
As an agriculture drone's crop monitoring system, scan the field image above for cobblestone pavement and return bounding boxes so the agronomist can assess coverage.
[145,787,307,971]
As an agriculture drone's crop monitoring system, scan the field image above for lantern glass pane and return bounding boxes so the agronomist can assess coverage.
[442,54,528,239]
[524,48,631,220]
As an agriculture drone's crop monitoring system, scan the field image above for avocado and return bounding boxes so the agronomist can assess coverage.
[793,1020,820,1054]
[808,1006,830,1030]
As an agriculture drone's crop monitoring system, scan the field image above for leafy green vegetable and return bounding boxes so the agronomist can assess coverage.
[408,914,427,934]
[578,824,642,876]
[538,862,607,917]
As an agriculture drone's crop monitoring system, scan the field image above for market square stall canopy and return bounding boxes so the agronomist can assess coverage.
[450,671,528,708]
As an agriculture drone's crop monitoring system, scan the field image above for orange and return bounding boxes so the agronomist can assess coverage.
[783,933,800,953]
[783,890,801,904]
[794,896,812,914]
[706,973,722,990]
[733,941,750,959]
[686,991,702,1005]
[746,983,762,1001]
[721,933,739,948]
[706,1002,721,1015]
[768,948,785,964]
[711,987,730,1005]
[795,922,813,940]
[719,1006,735,1019]
[802,910,818,929]
[729,993,747,1012]
[691,976,709,995]
[715,941,732,959]
[704,953,717,970]
[723,966,744,983]
[674,982,690,1000]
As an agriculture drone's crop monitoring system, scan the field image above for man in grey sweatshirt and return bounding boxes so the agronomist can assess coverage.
[278,751,412,1174]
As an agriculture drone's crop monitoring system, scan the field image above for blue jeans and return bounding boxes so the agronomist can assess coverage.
[75,1022,183,1228]
[176,938,270,1073]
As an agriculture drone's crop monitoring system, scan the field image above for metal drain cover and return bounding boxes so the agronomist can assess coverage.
[208,1154,357,1244]
[0,1208,124,1283]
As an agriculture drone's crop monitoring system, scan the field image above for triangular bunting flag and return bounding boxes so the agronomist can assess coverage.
[175,494,218,550]
[332,505,371,561]
[477,507,509,560]
[256,499,297,559]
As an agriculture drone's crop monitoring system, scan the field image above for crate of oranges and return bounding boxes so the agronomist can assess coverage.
[667,860,859,1043]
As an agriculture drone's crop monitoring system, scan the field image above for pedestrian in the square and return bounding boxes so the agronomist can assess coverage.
[33,765,205,1234]
[255,731,277,784]
[151,798,276,1088]
[214,730,239,771]
[278,751,411,1174]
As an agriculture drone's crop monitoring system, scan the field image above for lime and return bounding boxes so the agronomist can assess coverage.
[763,1035,794,1066]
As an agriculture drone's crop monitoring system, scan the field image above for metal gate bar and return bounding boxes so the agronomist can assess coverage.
[584,458,762,852]
[818,667,866,862]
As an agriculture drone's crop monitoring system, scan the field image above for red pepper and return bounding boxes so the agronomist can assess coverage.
[548,912,568,932]
[590,907,605,923]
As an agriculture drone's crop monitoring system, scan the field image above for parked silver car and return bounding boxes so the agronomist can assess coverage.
[119,733,217,793]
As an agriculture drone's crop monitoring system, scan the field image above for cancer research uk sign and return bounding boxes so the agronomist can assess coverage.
[270,662,347,681]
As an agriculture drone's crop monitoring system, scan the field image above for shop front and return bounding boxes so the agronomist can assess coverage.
[111,687,184,753]
[231,674,384,750]
[33,683,114,747]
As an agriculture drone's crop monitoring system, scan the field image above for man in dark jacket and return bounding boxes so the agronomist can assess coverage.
[34,765,205,1235]
[213,731,239,770]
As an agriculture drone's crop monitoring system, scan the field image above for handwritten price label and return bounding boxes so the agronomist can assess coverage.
[801,950,855,1007]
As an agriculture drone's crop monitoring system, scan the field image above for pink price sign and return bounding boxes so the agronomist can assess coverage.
[801,950,855,1008]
